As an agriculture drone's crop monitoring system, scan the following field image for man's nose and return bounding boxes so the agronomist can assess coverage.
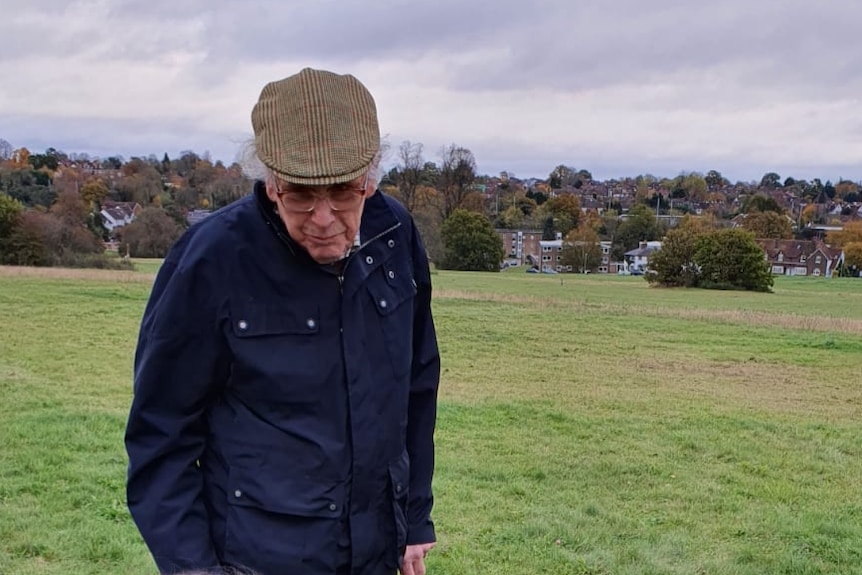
[308,198,336,227]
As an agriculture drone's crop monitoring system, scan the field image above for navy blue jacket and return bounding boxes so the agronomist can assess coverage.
[125,184,440,575]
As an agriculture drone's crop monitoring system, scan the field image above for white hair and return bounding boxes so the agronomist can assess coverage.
[237,136,383,188]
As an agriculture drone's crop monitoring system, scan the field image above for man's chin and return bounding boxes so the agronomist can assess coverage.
[304,244,349,265]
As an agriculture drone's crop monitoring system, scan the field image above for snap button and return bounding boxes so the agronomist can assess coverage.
[388,270,395,279]
[379,299,388,309]
[237,320,248,331]
[329,503,337,511]
[365,256,374,265]
[306,318,316,329]
[387,239,396,248]
[395,483,403,493]
[234,490,242,498]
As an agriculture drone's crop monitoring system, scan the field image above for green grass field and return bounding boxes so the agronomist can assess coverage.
[1,264,861,574]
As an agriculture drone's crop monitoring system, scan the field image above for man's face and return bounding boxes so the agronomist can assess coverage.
[267,172,371,264]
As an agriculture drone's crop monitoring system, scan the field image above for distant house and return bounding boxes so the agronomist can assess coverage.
[625,241,662,272]
[187,209,213,227]
[100,202,141,232]
[538,238,566,272]
[599,241,627,274]
[756,239,844,278]
[497,229,543,267]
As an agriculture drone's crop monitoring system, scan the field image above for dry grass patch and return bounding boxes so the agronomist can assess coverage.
[434,288,862,335]
[633,357,862,420]
[441,352,861,421]
[0,265,155,283]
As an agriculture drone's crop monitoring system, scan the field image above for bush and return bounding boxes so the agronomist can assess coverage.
[52,252,134,270]
[440,209,504,272]
[648,227,773,292]
[117,207,182,258]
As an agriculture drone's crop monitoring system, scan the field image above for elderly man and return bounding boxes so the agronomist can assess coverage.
[125,68,440,575]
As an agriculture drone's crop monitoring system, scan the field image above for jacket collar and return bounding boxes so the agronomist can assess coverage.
[253,180,402,265]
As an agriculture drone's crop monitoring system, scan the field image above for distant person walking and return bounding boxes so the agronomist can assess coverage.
[125,68,441,575]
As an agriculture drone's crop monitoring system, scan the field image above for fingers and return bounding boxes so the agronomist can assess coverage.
[403,556,425,575]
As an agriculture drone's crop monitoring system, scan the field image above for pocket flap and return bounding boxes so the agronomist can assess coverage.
[367,273,417,317]
[228,465,344,518]
[230,303,320,337]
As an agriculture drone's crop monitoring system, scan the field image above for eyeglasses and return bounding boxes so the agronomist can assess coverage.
[274,172,368,213]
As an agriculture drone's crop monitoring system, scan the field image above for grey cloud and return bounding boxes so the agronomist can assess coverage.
[199,0,528,67]
[3,0,861,183]
[446,0,862,95]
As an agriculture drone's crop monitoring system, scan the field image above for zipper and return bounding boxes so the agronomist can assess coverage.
[337,221,402,287]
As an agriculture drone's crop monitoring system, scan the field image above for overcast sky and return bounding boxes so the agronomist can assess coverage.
[2,0,860,183]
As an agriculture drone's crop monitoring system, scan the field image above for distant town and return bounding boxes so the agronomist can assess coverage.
[0,140,860,278]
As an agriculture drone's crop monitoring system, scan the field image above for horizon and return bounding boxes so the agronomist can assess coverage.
[4,136,858,187]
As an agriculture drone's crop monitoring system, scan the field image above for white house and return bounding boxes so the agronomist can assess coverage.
[100,202,140,232]
[624,241,662,272]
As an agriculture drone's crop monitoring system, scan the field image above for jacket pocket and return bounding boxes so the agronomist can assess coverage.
[226,301,329,407]
[366,271,417,380]
[223,464,344,573]
[230,302,320,337]
[388,451,410,555]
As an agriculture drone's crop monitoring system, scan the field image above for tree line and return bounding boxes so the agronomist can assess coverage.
[1,136,860,283]
[0,142,250,266]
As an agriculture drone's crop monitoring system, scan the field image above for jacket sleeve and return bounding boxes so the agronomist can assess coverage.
[125,257,230,573]
[405,221,441,545]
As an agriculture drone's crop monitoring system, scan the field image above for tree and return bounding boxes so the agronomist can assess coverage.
[0,138,12,162]
[0,193,23,240]
[842,242,862,277]
[760,172,781,189]
[834,180,859,201]
[800,204,820,227]
[673,172,708,201]
[48,191,103,255]
[741,194,783,214]
[113,163,164,205]
[549,165,574,189]
[2,211,51,266]
[827,221,862,248]
[541,216,556,240]
[497,205,524,229]
[526,189,548,205]
[705,170,729,190]
[561,226,602,273]
[10,147,31,169]
[117,207,183,258]
[80,179,109,207]
[28,150,60,172]
[696,229,773,292]
[543,193,581,235]
[645,225,701,287]
[394,140,425,214]
[611,204,663,260]
[439,209,504,272]
[437,144,476,218]
[548,165,591,189]
[740,211,793,239]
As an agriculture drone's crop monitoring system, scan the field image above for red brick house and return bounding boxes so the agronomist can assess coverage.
[497,229,543,267]
[756,239,844,278]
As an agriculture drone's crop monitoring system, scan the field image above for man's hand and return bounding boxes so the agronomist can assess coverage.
[400,542,436,575]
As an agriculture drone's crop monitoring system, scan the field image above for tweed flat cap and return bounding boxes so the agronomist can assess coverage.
[251,68,380,185]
